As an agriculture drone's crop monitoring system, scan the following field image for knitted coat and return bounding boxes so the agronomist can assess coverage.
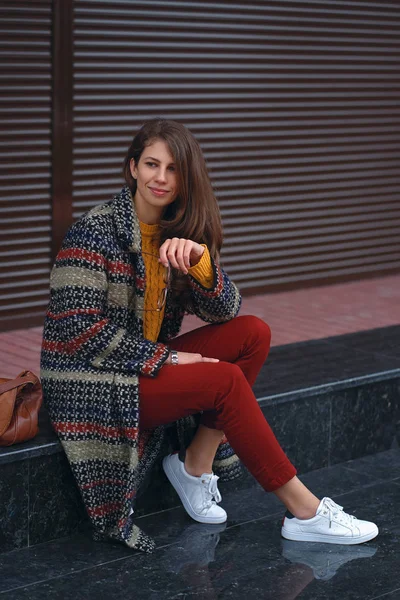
[40,186,243,552]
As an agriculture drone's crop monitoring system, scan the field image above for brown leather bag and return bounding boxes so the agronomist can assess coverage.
[0,370,43,447]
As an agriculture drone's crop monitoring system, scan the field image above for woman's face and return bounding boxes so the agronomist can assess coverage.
[130,139,178,222]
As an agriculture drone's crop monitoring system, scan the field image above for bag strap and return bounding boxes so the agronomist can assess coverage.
[0,373,39,395]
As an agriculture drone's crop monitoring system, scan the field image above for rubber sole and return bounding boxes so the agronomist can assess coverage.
[162,455,227,525]
[281,526,379,545]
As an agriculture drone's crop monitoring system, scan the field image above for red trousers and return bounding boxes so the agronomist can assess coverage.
[139,315,297,491]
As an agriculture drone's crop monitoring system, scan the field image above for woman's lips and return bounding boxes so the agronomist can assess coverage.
[149,187,169,197]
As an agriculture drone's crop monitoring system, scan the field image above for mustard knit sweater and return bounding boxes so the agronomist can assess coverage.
[140,221,213,342]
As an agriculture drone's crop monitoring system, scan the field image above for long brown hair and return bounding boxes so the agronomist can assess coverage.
[123,119,223,307]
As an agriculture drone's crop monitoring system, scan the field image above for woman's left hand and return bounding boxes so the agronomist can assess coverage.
[159,238,205,275]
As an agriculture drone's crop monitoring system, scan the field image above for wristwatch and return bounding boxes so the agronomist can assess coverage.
[170,350,179,365]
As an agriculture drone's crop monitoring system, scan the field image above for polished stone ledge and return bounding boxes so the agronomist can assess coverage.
[257,367,400,406]
[1,325,399,553]
[2,324,399,467]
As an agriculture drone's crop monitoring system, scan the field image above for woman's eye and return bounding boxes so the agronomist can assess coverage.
[144,161,175,171]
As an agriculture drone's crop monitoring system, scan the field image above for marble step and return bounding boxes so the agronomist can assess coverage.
[1,448,400,599]
[1,448,399,599]
[0,325,399,555]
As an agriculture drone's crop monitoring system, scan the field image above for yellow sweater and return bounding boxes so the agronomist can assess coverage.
[140,221,213,342]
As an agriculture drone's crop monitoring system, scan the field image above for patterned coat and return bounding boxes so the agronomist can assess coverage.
[40,186,242,552]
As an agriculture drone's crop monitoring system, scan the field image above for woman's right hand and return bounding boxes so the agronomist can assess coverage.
[165,351,219,365]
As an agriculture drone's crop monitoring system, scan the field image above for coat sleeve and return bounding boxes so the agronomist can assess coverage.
[44,218,170,377]
[186,255,242,324]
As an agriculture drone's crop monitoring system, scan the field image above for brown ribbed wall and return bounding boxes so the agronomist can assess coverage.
[73,0,400,292]
[1,1,400,333]
[0,0,52,330]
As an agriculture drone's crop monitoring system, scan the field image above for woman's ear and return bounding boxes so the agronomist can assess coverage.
[130,158,137,180]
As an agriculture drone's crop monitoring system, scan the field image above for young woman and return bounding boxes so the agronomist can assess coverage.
[41,119,378,553]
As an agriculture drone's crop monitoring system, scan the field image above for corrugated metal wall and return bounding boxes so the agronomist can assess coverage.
[1,0,399,331]
[73,0,400,293]
[0,0,52,330]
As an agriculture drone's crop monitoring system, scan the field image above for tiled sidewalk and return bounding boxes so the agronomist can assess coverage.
[0,274,399,379]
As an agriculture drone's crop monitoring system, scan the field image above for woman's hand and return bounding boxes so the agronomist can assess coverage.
[159,238,205,274]
[165,351,219,365]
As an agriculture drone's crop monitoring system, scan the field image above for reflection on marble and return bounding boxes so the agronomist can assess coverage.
[3,482,398,600]
[281,539,377,581]
[0,453,399,600]
[157,521,227,575]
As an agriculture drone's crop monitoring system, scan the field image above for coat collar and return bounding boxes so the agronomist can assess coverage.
[112,185,142,253]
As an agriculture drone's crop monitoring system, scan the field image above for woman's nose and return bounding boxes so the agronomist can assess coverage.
[155,168,167,182]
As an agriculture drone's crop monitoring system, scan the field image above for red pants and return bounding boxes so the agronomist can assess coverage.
[139,315,297,491]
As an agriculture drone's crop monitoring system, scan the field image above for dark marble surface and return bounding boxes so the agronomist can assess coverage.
[0,461,29,553]
[328,325,400,361]
[0,449,399,600]
[253,324,400,401]
[257,376,399,476]
[29,453,88,546]
[0,452,88,555]
[329,379,400,465]
[1,325,399,558]
[343,447,400,481]
[2,372,397,555]
[262,395,331,474]
[2,325,399,468]
[1,381,398,555]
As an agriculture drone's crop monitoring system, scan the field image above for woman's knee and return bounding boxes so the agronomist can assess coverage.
[214,362,256,412]
[217,361,246,387]
[234,315,271,347]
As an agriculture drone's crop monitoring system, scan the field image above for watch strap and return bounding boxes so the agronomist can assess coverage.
[170,350,179,365]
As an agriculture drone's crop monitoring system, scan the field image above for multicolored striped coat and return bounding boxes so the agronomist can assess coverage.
[40,186,242,552]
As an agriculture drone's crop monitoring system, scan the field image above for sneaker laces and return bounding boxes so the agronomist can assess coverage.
[201,474,222,509]
[321,497,358,529]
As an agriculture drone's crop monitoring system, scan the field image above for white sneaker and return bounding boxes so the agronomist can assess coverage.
[281,497,379,545]
[162,452,227,524]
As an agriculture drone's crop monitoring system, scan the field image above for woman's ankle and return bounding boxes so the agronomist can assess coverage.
[293,504,319,520]
[184,449,213,477]
[273,476,320,519]
[184,459,212,477]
